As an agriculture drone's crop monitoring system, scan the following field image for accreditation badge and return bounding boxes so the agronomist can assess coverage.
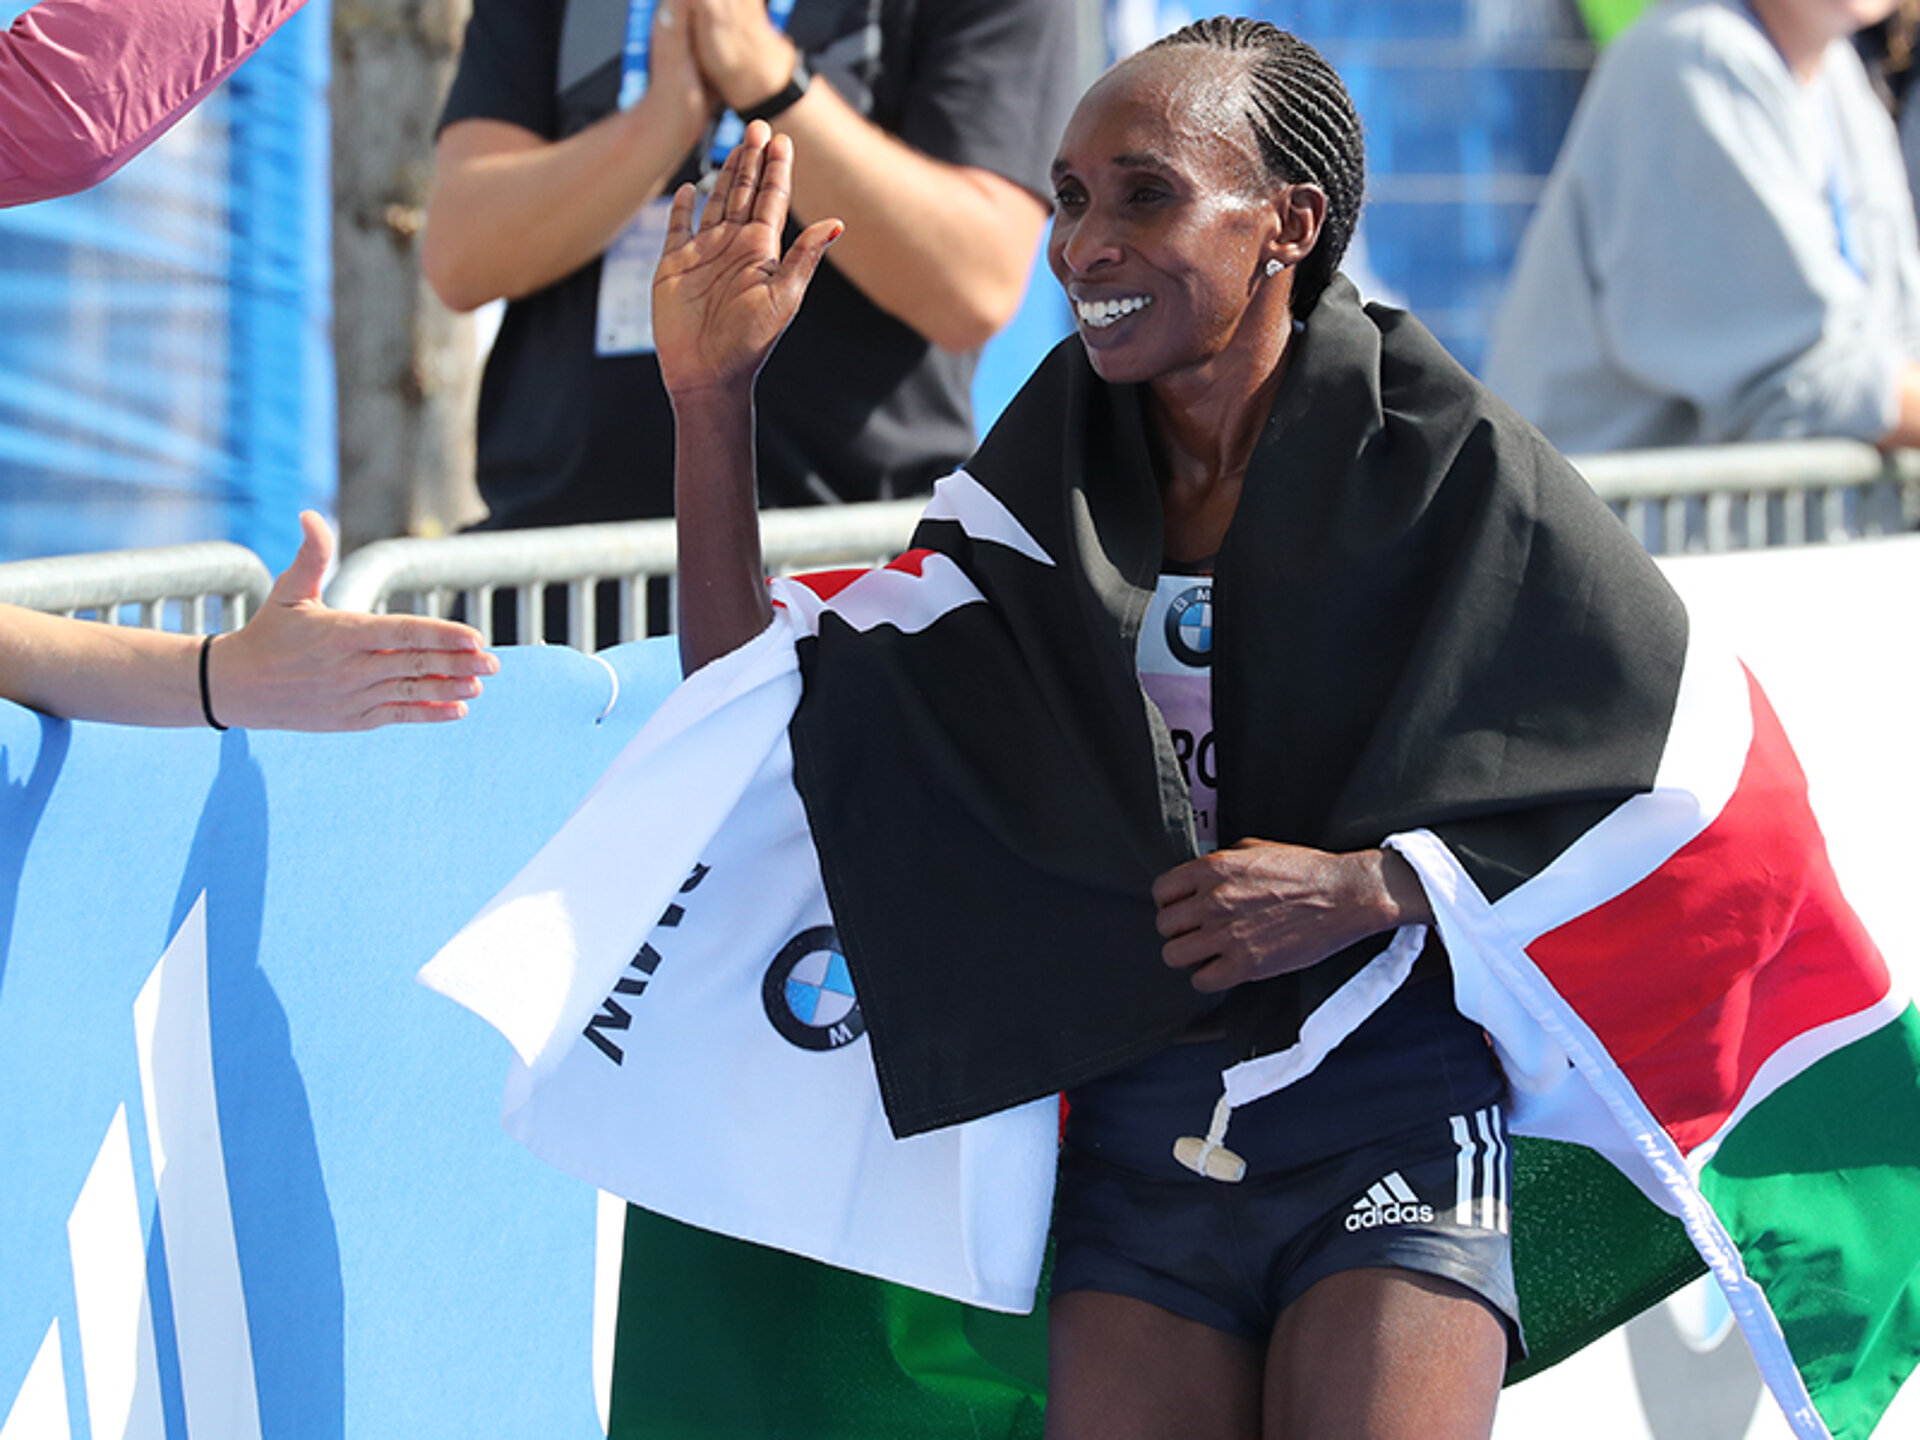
[595,195,674,356]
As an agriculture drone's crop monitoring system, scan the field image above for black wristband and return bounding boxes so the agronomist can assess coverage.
[738,52,811,124]
[199,633,228,732]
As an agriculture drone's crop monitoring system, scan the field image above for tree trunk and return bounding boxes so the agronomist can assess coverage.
[331,0,485,552]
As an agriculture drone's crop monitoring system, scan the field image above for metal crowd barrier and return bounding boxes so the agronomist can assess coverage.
[0,541,272,634]
[0,443,1911,646]
[325,501,927,648]
[1575,439,1920,552]
[323,441,1920,649]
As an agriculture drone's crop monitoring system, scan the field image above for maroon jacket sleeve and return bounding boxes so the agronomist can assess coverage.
[0,0,307,205]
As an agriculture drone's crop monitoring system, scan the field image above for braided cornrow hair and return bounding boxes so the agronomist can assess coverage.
[1146,17,1365,317]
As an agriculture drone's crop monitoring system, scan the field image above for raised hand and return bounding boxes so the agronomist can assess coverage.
[652,119,842,400]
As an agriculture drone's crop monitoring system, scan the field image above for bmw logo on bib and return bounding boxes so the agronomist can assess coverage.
[1164,584,1213,668]
[763,925,865,1051]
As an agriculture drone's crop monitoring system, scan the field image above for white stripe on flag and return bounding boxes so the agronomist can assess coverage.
[771,554,985,637]
[1492,635,1753,948]
[923,470,1056,566]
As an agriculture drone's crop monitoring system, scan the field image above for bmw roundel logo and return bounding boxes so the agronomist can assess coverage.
[1164,584,1214,668]
[762,925,865,1052]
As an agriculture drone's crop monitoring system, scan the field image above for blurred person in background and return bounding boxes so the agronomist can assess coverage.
[423,0,1077,550]
[1485,0,1920,452]
[1855,0,1920,218]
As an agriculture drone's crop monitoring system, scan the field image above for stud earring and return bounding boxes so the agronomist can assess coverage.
[1265,258,1285,277]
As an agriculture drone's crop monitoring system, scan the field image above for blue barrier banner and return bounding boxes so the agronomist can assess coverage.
[0,639,680,1439]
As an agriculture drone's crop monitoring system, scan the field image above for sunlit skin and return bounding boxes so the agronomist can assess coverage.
[1048,50,1320,447]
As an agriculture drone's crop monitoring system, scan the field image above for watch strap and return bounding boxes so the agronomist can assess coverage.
[738,52,812,124]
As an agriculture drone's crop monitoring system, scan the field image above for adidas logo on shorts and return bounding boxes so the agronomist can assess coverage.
[1345,1171,1434,1231]
[1343,1108,1511,1234]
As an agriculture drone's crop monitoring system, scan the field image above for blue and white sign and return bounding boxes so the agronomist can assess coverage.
[0,640,682,1439]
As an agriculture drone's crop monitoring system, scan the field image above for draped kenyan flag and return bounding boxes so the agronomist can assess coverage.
[426,504,1920,1440]
[425,283,1920,1439]
[772,466,1920,1439]
[1390,648,1920,1439]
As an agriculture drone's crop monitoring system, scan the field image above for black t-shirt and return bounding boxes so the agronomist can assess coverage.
[440,0,1078,527]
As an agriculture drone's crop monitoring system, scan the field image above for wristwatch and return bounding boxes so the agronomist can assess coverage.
[738,50,812,123]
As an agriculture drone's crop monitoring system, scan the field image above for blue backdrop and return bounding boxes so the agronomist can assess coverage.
[0,641,681,1439]
[0,0,335,571]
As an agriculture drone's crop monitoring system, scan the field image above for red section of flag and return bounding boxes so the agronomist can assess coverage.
[1529,668,1890,1153]
[786,550,935,602]
[787,568,868,602]
[887,549,935,577]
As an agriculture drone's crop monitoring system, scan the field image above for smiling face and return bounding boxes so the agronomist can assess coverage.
[1047,49,1296,391]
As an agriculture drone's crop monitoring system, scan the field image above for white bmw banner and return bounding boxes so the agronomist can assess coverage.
[424,619,1058,1313]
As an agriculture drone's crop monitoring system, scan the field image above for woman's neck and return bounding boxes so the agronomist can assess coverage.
[1147,343,1291,565]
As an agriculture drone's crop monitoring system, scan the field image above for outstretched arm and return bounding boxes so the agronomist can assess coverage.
[0,511,497,730]
[653,121,840,674]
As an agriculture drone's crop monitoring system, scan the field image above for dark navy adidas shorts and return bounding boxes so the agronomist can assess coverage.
[1051,973,1522,1349]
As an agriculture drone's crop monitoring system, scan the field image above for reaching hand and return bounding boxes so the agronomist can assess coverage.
[652,120,842,400]
[1152,838,1434,994]
[208,511,498,731]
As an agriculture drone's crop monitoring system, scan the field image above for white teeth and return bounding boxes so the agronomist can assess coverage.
[1076,295,1151,328]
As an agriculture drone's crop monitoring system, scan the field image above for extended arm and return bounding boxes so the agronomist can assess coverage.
[1153,839,1436,993]
[0,0,309,206]
[0,512,496,729]
[684,0,1047,351]
[422,2,713,312]
[652,123,840,672]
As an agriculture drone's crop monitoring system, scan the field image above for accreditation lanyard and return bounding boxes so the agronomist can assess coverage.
[1738,0,1867,283]
[619,0,801,171]
[1821,87,1865,281]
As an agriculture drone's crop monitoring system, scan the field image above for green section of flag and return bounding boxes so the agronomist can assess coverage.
[610,1140,1709,1431]
[1700,1007,1920,1440]
[1506,1136,1703,1383]
[609,1207,1048,1439]
[1575,0,1652,44]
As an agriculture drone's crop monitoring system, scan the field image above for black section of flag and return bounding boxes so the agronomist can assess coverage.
[792,278,1686,1137]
